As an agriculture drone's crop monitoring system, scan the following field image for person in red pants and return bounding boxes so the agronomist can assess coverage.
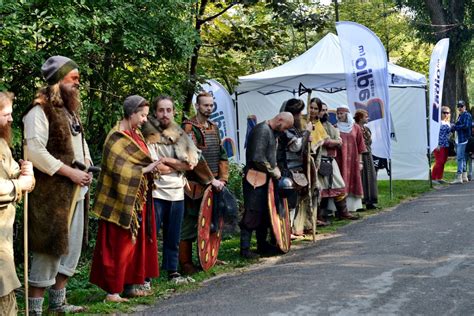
[432,106,452,184]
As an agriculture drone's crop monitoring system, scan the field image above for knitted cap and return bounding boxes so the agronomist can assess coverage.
[41,56,79,85]
[123,95,147,117]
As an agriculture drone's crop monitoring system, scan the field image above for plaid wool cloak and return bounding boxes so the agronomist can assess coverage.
[92,124,153,239]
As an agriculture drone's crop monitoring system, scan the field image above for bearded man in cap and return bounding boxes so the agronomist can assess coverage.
[22,56,92,314]
[0,92,35,315]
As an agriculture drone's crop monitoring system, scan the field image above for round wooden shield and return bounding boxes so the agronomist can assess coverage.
[268,180,291,253]
[197,186,224,271]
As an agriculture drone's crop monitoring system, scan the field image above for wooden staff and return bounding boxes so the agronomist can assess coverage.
[305,91,316,242]
[23,139,29,316]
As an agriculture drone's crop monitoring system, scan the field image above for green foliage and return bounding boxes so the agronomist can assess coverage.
[197,1,331,92]
[227,161,244,206]
[0,0,197,157]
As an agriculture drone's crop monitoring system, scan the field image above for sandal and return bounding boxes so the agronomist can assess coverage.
[104,294,129,303]
[122,286,152,298]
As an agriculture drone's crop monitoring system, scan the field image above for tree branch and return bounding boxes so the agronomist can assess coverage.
[198,2,236,25]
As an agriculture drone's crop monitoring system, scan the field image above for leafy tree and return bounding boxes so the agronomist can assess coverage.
[337,0,432,75]
[0,0,197,158]
[186,1,331,102]
[396,0,474,108]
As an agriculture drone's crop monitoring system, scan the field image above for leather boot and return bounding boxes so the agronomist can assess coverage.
[240,226,260,259]
[179,240,198,275]
[317,204,330,226]
[335,198,359,220]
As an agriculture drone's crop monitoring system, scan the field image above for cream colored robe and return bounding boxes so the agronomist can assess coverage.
[0,138,22,297]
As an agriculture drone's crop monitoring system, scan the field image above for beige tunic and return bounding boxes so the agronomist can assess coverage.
[148,143,185,201]
[0,139,22,297]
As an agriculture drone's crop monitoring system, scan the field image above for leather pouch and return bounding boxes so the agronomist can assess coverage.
[245,169,267,188]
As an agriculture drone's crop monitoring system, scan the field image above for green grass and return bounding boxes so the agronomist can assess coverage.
[15,158,459,314]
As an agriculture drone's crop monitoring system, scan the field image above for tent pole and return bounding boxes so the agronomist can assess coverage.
[424,87,432,188]
[234,92,241,162]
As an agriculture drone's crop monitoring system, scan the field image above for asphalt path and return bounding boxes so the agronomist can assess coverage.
[140,182,474,315]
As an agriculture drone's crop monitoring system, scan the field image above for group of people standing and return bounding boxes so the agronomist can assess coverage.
[0,55,381,315]
[0,56,230,314]
[240,96,380,258]
[431,100,473,184]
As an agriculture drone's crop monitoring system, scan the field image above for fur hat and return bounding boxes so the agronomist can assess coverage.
[123,95,147,117]
[41,56,78,85]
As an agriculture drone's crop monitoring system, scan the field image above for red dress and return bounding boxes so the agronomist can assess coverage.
[90,129,159,294]
[336,124,367,197]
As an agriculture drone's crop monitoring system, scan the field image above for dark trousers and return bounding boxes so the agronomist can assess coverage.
[154,198,184,272]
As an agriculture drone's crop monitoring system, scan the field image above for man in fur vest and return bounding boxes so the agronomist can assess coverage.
[0,91,35,315]
[22,56,92,314]
[180,91,229,274]
[142,95,199,284]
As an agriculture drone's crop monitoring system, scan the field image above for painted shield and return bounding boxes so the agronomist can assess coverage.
[197,186,224,271]
[268,180,291,253]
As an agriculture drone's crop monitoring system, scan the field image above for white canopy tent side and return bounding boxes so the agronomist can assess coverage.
[235,33,429,180]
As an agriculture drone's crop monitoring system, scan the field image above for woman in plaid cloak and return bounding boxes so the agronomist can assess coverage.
[90,95,161,302]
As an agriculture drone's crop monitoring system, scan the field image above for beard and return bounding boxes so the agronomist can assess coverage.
[0,123,12,147]
[60,83,81,113]
[320,113,328,123]
[199,109,211,119]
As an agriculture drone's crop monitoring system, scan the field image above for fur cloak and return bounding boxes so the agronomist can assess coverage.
[23,88,83,257]
[142,115,200,167]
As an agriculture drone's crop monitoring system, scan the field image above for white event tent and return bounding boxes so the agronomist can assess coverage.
[235,33,428,180]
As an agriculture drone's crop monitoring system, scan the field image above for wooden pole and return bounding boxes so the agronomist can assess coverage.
[305,91,316,242]
[23,139,29,315]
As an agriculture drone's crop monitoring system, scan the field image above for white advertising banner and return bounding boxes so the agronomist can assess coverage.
[428,38,450,153]
[195,79,238,160]
[336,21,391,159]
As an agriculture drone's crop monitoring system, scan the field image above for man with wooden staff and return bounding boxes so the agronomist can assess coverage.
[277,98,314,238]
[22,56,92,314]
[0,91,35,315]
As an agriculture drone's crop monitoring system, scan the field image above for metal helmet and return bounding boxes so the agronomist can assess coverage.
[278,176,295,198]
[278,176,294,190]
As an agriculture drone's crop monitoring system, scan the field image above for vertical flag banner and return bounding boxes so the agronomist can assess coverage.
[428,38,450,153]
[195,79,238,160]
[336,21,391,159]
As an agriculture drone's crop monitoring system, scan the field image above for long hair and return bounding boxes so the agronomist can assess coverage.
[0,91,14,146]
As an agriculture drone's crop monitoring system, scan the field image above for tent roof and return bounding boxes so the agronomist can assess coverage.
[237,33,426,93]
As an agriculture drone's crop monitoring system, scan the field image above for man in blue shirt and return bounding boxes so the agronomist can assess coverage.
[451,100,472,184]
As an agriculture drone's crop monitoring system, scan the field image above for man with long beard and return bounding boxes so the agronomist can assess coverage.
[179,92,229,274]
[23,56,92,314]
[0,92,35,315]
